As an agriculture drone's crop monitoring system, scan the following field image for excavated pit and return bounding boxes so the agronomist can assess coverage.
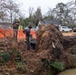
[0,24,76,75]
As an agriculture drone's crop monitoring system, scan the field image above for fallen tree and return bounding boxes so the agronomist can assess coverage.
[36,24,76,69]
[0,24,76,75]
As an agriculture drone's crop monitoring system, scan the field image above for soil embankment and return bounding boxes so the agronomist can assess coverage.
[0,24,76,75]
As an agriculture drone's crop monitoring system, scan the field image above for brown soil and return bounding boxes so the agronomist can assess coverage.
[0,24,76,75]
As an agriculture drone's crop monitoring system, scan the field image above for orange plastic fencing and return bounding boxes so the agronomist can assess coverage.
[0,28,37,39]
[0,28,13,38]
[17,30,37,39]
[0,28,5,38]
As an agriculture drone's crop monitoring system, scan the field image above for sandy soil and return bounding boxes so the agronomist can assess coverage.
[62,32,76,36]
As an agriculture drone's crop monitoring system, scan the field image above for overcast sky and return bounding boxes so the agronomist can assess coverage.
[15,0,71,17]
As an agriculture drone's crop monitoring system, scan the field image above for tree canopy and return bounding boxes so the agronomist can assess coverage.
[0,0,76,28]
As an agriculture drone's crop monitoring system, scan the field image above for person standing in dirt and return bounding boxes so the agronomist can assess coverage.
[23,26,32,50]
[13,20,19,41]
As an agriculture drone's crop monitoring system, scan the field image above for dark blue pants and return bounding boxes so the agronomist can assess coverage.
[26,36,30,50]
[30,43,36,50]
[13,29,18,41]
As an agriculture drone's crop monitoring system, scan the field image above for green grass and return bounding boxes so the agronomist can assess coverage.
[50,62,65,71]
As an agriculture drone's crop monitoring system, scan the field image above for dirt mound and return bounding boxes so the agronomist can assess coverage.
[63,36,76,49]
[0,24,76,75]
[36,24,76,69]
[37,24,63,50]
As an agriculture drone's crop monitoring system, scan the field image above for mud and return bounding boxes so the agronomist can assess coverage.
[58,69,76,75]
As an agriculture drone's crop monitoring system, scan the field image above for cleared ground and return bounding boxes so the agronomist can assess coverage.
[62,32,76,36]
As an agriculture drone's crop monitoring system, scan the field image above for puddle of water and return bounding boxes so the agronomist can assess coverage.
[58,69,76,75]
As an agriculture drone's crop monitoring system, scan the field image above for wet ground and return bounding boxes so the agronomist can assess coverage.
[58,69,76,75]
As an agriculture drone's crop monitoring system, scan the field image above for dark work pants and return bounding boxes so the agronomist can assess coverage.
[30,43,36,50]
[13,29,18,41]
[26,36,30,50]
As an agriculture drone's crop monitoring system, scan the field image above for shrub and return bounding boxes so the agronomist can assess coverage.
[0,52,10,63]
[50,62,65,71]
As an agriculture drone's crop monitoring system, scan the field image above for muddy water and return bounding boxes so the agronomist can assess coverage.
[58,69,76,75]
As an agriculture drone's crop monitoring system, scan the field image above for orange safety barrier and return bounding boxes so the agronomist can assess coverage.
[0,28,13,38]
[0,28,5,38]
[17,30,37,39]
[4,30,13,37]
[0,28,37,39]
[17,30,25,39]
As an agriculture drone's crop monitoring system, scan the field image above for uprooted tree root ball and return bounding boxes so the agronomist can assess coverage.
[0,24,76,75]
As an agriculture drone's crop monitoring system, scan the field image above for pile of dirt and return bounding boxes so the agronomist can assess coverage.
[36,24,76,69]
[62,36,76,50]
[36,24,63,50]
[0,38,53,75]
[66,44,76,54]
[0,24,76,75]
